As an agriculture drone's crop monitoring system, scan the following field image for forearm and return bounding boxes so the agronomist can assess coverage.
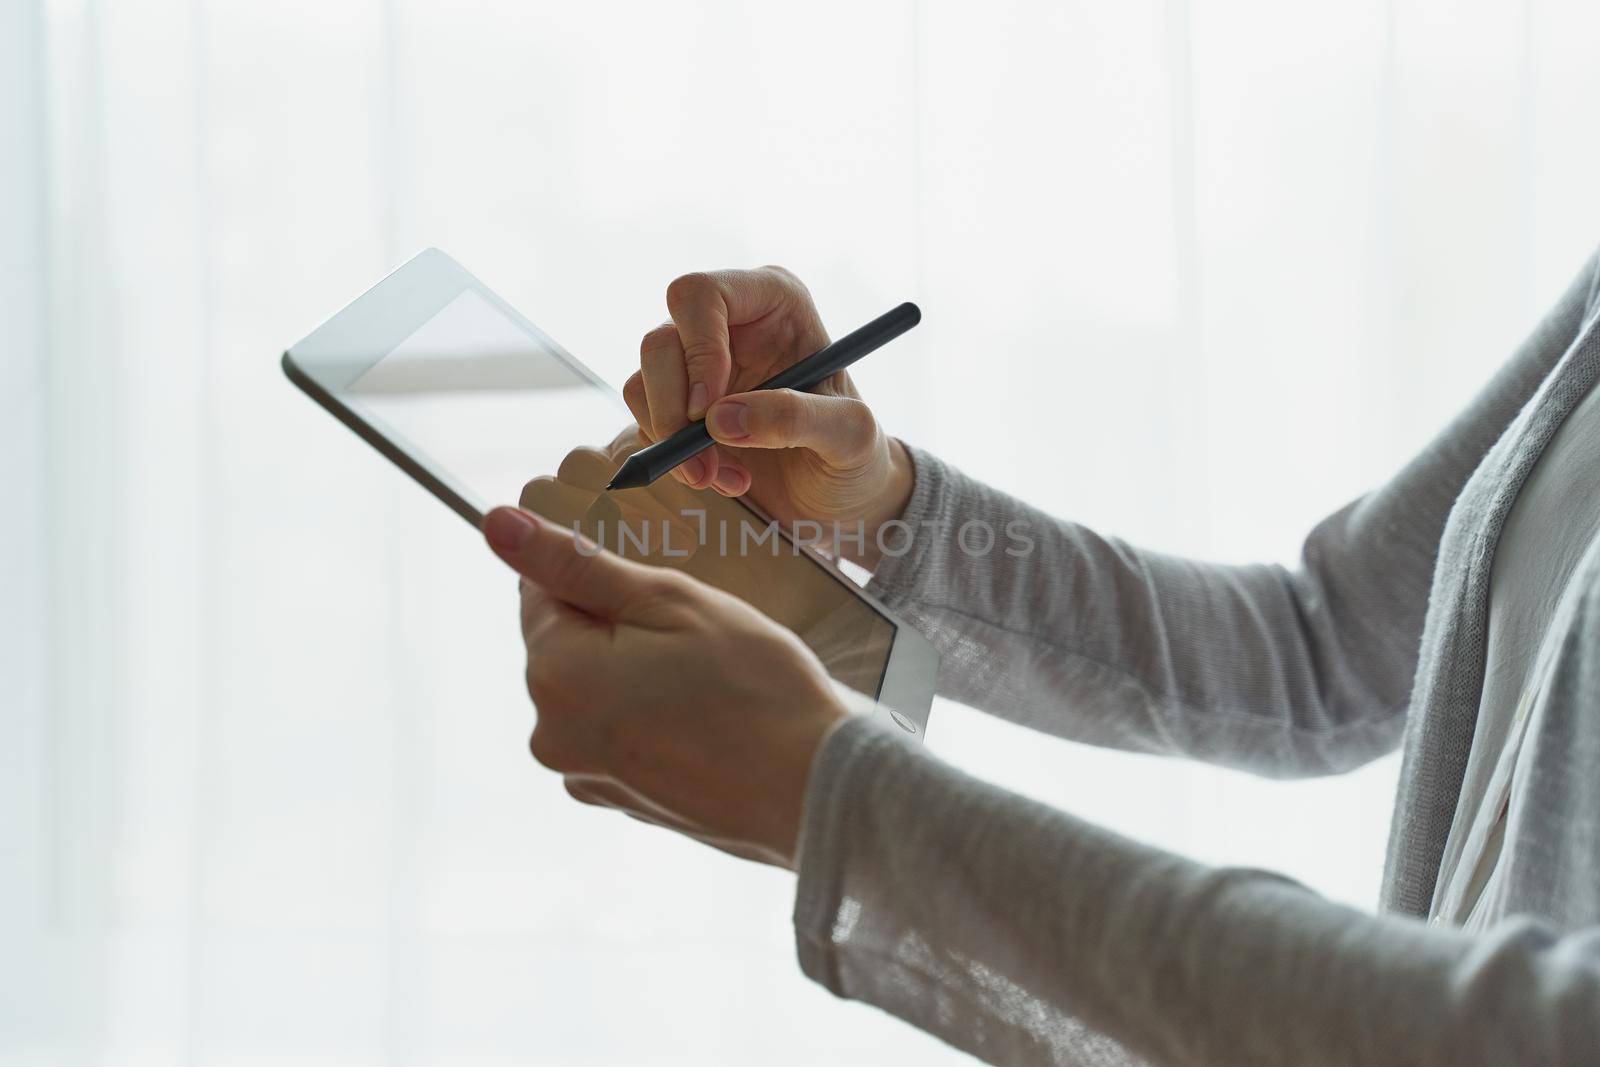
[797,717,1600,1066]
[866,445,1419,774]
[870,244,1588,774]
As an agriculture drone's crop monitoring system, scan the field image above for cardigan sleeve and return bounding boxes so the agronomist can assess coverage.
[795,714,1600,1066]
[864,251,1594,777]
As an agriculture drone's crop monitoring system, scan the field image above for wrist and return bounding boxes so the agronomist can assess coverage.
[770,692,850,871]
[854,438,915,570]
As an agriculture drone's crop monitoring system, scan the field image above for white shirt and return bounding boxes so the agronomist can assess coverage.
[1435,373,1600,925]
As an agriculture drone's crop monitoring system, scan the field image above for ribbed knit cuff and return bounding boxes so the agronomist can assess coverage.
[791,712,912,995]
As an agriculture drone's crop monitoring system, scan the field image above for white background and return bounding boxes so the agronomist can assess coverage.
[5,1,1600,1063]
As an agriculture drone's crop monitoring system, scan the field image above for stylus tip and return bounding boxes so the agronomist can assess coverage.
[604,456,651,492]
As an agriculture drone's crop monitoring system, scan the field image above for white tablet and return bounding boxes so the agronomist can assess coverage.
[282,248,936,735]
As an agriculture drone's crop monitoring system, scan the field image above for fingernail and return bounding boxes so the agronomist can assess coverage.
[707,400,749,441]
[679,454,707,486]
[687,382,709,419]
[713,466,748,495]
[485,508,539,556]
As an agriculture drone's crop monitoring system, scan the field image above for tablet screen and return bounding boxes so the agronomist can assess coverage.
[339,288,896,700]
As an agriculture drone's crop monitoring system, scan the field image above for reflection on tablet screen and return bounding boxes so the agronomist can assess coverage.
[341,289,894,700]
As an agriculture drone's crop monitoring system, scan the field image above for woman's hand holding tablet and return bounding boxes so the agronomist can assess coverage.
[483,503,848,869]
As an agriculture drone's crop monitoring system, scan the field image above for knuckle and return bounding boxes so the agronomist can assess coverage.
[623,377,655,440]
[527,726,566,771]
[759,263,804,292]
[552,446,612,493]
[766,392,806,439]
[680,339,724,372]
[518,477,540,509]
[612,426,641,454]
[523,633,579,701]
[638,325,679,363]
[665,271,714,310]
[656,567,694,596]
[622,371,646,409]
[544,537,593,586]
[524,656,556,704]
[838,398,877,448]
[635,567,692,609]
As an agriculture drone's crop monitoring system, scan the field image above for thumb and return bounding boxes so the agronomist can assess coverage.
[705,389,878,466]
[483,506,663,620]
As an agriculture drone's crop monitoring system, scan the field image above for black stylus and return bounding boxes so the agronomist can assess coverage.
[605,301,921,491]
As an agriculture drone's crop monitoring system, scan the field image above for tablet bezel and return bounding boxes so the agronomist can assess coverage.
[282,247,937,733]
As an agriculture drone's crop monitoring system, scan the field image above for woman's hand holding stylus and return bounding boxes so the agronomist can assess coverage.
[623,266,913,568]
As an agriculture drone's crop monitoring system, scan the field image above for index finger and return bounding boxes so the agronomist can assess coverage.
[663,268,796,419]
